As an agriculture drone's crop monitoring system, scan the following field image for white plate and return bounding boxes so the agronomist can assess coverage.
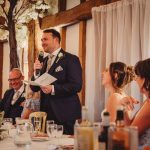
[31,136,49,141]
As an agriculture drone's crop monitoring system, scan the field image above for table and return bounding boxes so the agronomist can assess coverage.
[0,131,74,150]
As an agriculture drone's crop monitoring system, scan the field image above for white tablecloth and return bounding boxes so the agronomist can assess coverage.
[0,135,74,150]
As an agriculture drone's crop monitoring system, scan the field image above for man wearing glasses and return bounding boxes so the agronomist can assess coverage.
[0,68,26,123]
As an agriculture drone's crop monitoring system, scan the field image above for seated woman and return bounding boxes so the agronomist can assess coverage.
[21,89,40,119]
[102,62,134,122]
[129,58,150,148]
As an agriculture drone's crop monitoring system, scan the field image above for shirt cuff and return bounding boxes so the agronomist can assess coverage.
[34,72,40,79]
[51,85,55,95]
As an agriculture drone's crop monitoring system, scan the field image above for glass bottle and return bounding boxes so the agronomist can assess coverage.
[108,109,130,150]
[98,111,110,150]
[74,106,94,150]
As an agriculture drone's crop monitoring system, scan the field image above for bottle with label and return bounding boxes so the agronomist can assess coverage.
[108,109,130,150]
[74,106,94,150]
[98,111,110,150]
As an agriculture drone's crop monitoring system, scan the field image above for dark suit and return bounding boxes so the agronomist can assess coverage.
[0,88,25,124]
[30,49,82,134]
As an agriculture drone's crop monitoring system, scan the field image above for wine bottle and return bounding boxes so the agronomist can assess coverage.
[108,109,130,150]
[98,111,110,150]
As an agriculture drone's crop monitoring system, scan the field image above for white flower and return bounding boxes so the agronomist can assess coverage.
[58,52,63,58]
[56,52,64,63]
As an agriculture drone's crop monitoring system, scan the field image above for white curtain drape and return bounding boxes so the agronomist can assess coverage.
[86,0,150,121]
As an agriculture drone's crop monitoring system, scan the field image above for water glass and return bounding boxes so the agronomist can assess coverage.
[57,125,63,138]
[14,122,33,147]
[46,120,54,128]
[56,125,63,145]
[47,124,57,139]
[3,118,13,136]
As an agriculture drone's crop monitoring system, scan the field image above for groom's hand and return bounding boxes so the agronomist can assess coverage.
[41,85,52,94]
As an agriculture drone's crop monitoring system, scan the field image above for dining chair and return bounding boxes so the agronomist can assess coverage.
[29,111,47,133]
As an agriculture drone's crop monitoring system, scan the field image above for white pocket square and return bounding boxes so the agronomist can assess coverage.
[55,66,63,72]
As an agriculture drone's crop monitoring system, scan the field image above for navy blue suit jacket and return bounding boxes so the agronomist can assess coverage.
[0,88,25,123]
[30,49,82,123]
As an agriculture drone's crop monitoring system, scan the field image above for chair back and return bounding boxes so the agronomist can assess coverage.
[29,112,47,133]
[0,111,4,127]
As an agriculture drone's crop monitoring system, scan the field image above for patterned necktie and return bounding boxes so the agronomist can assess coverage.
[46,54,54,72]
[11,91,20,105]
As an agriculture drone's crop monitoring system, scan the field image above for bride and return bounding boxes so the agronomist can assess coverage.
[102,61,134,122]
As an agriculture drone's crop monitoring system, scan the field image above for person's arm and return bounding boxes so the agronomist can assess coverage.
[131,100,150,136]
[30,59,44,92]
[0,99,4,111]
[21,108,33,119]
[119,96,140,125]
[0,91,8,111]
[21,99,33,119]
[120,96,139,111]
[105,94,121,122]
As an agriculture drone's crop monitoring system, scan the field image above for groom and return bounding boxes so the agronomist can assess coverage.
[30,29,82,135]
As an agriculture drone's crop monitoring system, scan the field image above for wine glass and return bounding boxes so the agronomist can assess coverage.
[56,125,63,145]
[46,120,54,128]
[3,118,13,137]
[47,124,57,140]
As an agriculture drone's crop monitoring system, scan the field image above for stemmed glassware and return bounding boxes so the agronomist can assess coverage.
[3,118,13,137]
[47,124,57,140]
[46,120,54,128]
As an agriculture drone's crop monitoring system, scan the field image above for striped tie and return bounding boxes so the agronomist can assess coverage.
[11,91,20,105]
[46,54,54,72]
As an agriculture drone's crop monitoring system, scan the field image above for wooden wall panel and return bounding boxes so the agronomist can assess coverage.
[60,27,66,50]
[78,21,86,105]
[27,20,36,79]
[0,43,3,98]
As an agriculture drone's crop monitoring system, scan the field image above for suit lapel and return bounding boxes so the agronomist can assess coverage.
[13,85,26,106]
[8,90,14,105]
[4,90,14,114]
[42,56,48,73]
[48,49,65,74]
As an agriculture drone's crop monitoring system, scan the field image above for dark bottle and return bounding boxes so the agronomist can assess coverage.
[98,111,110,150]
[109,109,130,150]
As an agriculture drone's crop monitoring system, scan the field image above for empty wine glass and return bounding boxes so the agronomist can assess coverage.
[56,125,63,145]
[57,125,63,138]
[46,120,54,128]
[3,118,13,137]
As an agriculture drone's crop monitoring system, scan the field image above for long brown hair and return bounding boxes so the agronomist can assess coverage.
[135,58,150,98]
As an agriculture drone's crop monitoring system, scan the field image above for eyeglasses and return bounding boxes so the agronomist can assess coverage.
[8,75,22,82]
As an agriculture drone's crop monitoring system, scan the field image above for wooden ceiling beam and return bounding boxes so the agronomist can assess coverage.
[80,0,86,3]
[40,0,106,29]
